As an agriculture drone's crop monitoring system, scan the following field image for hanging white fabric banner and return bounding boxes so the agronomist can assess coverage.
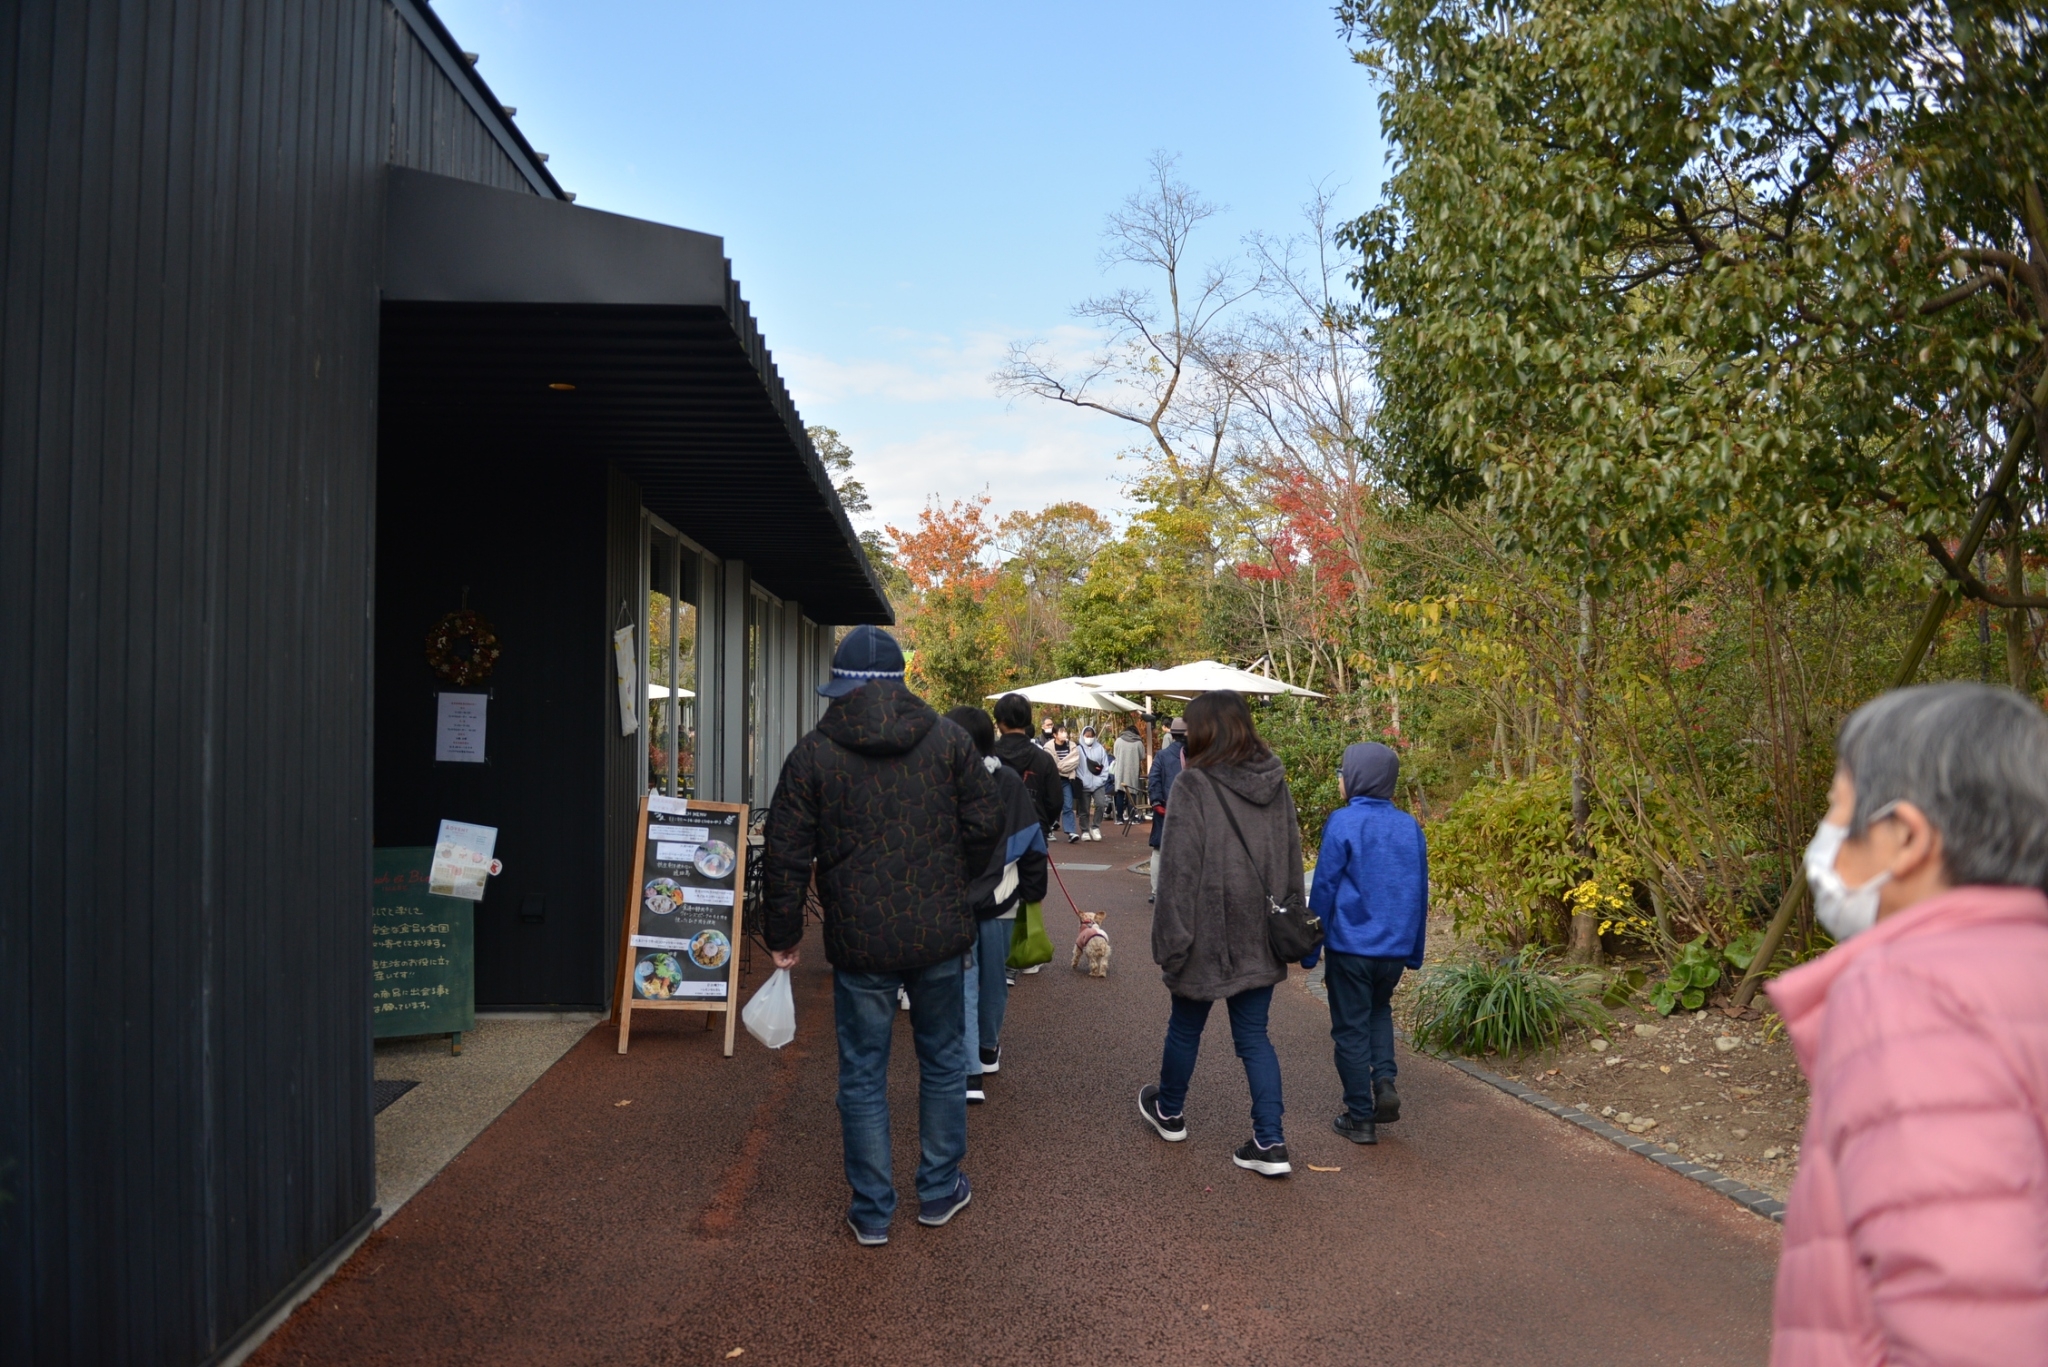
[613,625,639,736]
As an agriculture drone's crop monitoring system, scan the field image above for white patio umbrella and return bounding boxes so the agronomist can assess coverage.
[984,677,1142,712]
[1132,659,1325,700]
[647,683,697,701]
[1077,666,1173,693]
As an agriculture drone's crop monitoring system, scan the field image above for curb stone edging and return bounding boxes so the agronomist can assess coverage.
[1439,1056,1786,1223]
[1295,961,1785,1224]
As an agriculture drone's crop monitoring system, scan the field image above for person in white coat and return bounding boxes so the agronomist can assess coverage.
[1075,725,1113,841]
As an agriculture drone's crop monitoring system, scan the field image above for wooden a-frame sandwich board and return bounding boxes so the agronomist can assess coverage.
[613,794,749,1056]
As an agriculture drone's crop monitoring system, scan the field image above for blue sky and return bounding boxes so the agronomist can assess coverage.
[433,0,1383,537]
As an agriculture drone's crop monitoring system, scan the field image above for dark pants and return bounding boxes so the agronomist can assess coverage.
[834,957,967,1228]
[1157,986,1284,1147]
[1324,952,1405,1121]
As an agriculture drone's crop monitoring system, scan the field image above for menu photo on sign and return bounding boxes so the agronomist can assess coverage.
[429,819,500,901]
[630,795,742,1002]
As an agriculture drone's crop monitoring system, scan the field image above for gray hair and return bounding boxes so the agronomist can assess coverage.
[1836,683,2048,888]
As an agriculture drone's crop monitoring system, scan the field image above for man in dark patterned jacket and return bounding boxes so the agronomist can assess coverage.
[761,625,1003,1246]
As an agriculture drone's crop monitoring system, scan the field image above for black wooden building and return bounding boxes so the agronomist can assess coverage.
[0,3,889,1362]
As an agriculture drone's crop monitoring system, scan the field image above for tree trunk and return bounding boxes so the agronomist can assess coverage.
[1566,586,1602,964]
[2008,527,2032,692]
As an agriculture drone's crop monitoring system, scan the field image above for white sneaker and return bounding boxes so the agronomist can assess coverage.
[898,988,911,1011]
[1023,965,1041,975]
[1090,829,1102,841]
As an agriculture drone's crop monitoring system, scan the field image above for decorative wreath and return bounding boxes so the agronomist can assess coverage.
[425,609,503,686]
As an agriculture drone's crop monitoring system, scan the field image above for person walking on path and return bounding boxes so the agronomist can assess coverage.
[1146,716,1187,900]
[761,626,1004,1247]
[1138,691,1305,1178]
[1765,682,2048,1366]
[1308,742,1427,1146]
[1075,725,1112,841]
[1112,724,1146,825]
[945,706,1048,1098]
[993,694,1062,837]
[1050,726,1084,842]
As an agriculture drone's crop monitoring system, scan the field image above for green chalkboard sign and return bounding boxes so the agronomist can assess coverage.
[372,846,476,1043]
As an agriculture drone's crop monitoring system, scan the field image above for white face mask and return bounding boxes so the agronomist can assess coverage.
[1804,803,1896,942]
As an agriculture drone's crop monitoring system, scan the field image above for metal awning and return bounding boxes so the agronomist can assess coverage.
[379,167,892,625]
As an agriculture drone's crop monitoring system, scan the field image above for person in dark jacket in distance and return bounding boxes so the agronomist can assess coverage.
[761,626,1003,1245]
[1146,716,1188,900]
[946,706,1048,1093]
[1308,742,1428,1145]
[1138,691,1305,1178]
[992,693,1062,834]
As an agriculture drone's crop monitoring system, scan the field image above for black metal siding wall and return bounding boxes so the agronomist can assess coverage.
[602,464,644,1007]
[386,6,535,195]
[0,2,385,1363]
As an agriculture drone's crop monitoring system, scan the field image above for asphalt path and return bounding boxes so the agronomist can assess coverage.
[256,827,1778,1366]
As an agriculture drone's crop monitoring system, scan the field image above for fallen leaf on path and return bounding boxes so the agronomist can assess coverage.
[1306,1164,1342,1172]
[614,1100,633,1107]
[1200,1304,1210,1311]
[1546,1068,1559,1075]
[1659,1065,1672,1074]
[726,1350,745,1360]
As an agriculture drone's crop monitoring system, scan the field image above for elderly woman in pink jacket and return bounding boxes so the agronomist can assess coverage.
[1769,682,2048,1366]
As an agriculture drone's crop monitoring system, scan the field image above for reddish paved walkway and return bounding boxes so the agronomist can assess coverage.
[257,829,1778,1366]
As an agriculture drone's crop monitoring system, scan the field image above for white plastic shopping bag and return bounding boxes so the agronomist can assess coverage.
[742,967,796,1049]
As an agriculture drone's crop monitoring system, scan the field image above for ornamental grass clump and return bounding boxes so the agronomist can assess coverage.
[1409,949,1610,1058]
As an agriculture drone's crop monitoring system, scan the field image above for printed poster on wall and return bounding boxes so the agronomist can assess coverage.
[629,795,742,1001]
[434,691,488,763]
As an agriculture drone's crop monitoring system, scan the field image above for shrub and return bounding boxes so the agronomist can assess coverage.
[1426,771,1641,947]
[1409,949,1610,1057]
[1647,931,1768,1014]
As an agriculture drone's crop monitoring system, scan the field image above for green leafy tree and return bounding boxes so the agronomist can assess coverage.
[1343,0,2048,629]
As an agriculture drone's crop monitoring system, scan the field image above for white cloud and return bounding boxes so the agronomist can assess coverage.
[776,325,1147,535]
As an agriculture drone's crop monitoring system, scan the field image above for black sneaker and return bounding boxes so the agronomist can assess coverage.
[1067,831,1082,844]
[965,1077,985,1104]
[1233,1139,1292,1177]
[917,1173,972,1227]
[979,1045,1001,1074]
[1374,1079,1401,1123]
[1138,1084,1187,1142]
[1004,969,1018,986]
[1333,1112,1378,1145]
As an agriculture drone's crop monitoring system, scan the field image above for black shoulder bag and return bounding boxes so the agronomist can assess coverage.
[1210,786,1323,963]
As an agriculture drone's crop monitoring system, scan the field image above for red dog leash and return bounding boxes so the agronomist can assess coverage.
[1044,850,1091,924]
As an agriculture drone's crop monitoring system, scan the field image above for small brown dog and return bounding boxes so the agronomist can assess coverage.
[1072,912,1111,978]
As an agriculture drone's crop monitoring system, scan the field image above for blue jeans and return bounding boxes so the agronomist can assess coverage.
[834,957,968,1228]
[1061,779,1077,834]
[1157,986,1284,1147]
[1324,952,1405,1121]
[972,917,1010,1063]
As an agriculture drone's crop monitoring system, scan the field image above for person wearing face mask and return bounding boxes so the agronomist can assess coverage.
[1767,682,2048,1366]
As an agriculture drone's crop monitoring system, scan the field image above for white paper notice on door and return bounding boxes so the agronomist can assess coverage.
[429,819,499,901]
[435,692,488,763]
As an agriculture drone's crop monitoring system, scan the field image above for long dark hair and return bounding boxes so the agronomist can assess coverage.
[1182,690,1270,769]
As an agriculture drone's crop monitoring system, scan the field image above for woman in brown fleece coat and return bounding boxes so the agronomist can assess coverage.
[1136,690,1306,1177]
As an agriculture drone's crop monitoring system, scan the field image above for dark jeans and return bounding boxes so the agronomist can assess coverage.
[1324,952,1405,1121]
[834,956,967,1228]
[1157,986,1284,1147]
[977,917,1010,1048]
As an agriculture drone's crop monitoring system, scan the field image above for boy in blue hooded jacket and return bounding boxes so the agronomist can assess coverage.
[1308,742,1428,1145]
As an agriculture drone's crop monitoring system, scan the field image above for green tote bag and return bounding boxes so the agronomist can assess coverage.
[1006,901,1054,969]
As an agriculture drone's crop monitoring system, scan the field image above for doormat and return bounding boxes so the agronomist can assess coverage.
[373,1079,420,1114]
